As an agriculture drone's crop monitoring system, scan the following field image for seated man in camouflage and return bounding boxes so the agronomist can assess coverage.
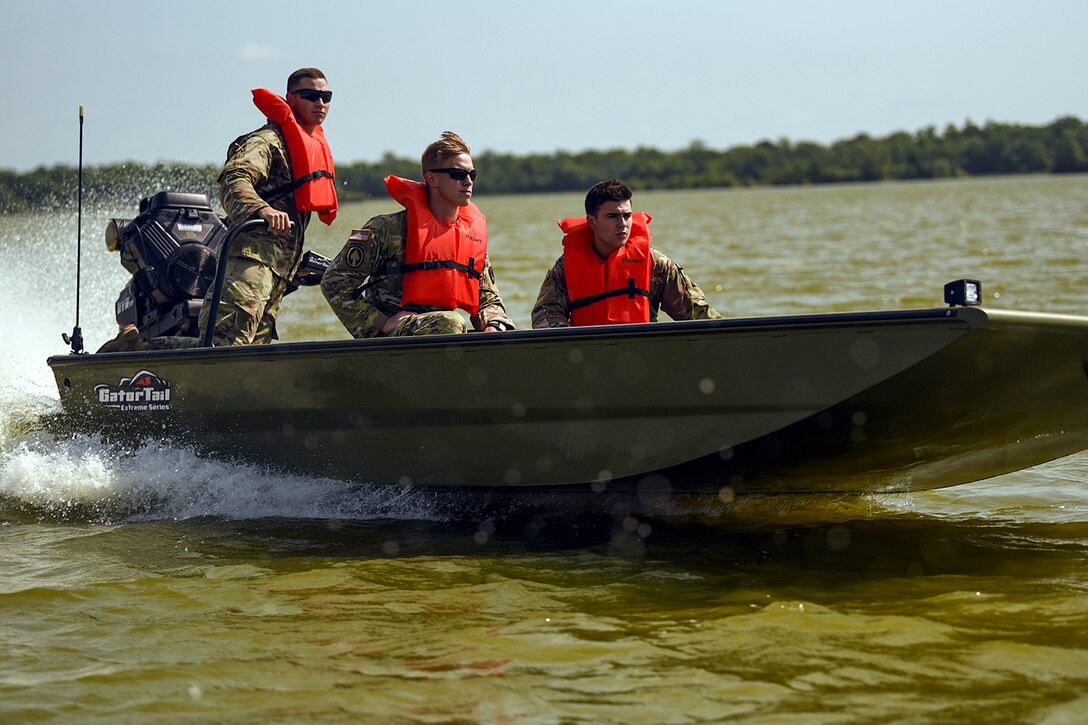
[532,178,722,328]
[321,131,514,337]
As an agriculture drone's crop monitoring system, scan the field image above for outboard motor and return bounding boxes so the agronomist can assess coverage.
[106,191,228,339]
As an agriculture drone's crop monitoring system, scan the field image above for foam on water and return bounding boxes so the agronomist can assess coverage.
[0,427,456,523]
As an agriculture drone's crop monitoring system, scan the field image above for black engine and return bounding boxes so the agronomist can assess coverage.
[106,191,228,339]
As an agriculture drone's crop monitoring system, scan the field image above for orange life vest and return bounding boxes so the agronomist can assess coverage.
[561,212,653,325]
[385,175,488,315]
[251,88,338,225]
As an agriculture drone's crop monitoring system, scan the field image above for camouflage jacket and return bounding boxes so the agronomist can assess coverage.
[217,123,310,279]
[531,248,722,328]
[321,210,515,338]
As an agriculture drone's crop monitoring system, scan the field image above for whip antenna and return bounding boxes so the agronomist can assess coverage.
[62,105,86,354]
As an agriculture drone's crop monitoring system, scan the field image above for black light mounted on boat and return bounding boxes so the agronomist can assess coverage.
[944,279,982,307]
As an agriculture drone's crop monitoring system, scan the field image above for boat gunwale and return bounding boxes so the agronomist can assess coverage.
[47,306,1000,370]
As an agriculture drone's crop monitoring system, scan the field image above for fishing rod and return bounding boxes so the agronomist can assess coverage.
[62,105,86,354]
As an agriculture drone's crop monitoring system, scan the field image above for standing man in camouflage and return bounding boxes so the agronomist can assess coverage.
[322,131,514,337]
[531,179,721,328]
[202,66,336,345]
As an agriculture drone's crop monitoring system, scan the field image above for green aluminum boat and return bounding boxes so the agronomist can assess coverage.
[46,305,1088,495]
[45,191,1088,497]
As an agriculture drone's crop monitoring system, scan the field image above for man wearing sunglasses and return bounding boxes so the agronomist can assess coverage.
[322,131,515,337]
[531,179,721,328]
[201,66,336,346]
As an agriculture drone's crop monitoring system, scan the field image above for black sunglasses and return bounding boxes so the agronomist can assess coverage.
[290,88,333,103]
[428,167,478,181]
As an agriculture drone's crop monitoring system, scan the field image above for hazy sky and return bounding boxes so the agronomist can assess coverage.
[4,0,1086,171]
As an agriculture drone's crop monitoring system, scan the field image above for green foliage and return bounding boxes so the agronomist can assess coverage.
[3,117,1087,214]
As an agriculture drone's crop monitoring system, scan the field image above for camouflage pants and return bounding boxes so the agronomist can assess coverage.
[196,256,286,346]
[148,335,200,350]
[387,310,470,336]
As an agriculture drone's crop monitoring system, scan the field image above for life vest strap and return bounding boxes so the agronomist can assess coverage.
[265,169,334,203]
[402,258,482,280]
[569,278,652,311]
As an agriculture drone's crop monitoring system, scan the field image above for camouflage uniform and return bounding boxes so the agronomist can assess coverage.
[531,248,722,328]
[201,123,311,345]
[321,210,514,338]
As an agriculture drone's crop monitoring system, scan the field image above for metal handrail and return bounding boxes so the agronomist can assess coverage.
[201,218,293,347]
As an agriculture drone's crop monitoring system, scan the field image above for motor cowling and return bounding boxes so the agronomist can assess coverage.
[107,191,228,339]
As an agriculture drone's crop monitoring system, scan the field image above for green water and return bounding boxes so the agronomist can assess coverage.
[2,175,1087,722]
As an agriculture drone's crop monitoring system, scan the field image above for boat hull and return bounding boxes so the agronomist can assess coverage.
[47,307,1088,495]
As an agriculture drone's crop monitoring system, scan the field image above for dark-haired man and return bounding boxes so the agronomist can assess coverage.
[531,179,721,328]
[202,66,337,345]
[97,67,337,353]
[321,131,514,337]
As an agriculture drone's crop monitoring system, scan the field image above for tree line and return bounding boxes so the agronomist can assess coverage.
[3,116,1086,214]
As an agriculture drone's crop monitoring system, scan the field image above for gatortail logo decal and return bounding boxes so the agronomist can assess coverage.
[94,370,172,411]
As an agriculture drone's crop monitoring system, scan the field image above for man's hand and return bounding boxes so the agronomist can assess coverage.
[258,206,292,235]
